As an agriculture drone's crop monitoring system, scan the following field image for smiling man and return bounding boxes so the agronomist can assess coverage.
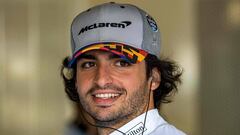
[61,2,186,135]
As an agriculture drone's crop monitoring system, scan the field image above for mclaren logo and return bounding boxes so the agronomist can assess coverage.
[78,21,132,35]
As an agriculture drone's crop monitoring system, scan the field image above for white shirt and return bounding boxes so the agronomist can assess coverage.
[110,109,186,135]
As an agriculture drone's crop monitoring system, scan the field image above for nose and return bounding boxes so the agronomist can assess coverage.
[94,63,113,87]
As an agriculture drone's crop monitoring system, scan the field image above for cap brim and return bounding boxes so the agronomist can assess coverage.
[68,42,148,67]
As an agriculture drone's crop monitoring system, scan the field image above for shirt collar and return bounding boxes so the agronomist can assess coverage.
[109,109,167,135]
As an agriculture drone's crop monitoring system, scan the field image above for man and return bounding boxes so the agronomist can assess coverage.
[61,2,186,135]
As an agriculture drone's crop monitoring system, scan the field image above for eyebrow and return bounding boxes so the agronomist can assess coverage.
[77,54,96,60]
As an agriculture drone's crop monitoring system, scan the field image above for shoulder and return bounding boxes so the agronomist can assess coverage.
[149,123,186,135]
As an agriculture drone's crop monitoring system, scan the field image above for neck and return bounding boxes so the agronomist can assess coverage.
[97,125,121,135]
[96,112,141,135]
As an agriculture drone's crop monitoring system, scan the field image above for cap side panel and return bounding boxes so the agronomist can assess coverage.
[136,8,161,58]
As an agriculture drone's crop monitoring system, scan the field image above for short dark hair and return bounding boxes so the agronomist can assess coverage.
[60,54,182,108]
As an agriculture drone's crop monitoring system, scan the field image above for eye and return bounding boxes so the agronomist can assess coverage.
[115,59,131,67]
[80,61,96,69]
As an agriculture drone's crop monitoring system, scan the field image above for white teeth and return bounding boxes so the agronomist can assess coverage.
[95,93,120,99]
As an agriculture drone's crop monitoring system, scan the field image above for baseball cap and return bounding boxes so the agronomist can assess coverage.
[68,2,160,67]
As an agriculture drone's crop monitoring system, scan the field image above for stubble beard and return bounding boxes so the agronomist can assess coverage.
[78,81,149,127]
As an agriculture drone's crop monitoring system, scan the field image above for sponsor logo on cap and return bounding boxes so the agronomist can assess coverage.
[146,15,158,32]
[78,21,132,35]
[125,122,147,135]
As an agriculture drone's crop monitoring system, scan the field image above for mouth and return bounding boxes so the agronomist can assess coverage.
[92,92,122,107]
[94,93,120,99]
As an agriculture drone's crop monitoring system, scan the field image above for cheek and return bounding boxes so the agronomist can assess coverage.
[127,74,146,90]
[75,72,93,94]
[112,66,147,91]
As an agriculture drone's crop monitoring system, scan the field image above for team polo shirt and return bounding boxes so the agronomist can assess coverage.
[110,109,186,135]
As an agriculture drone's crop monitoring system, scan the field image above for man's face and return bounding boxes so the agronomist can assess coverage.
[75,50,151,125]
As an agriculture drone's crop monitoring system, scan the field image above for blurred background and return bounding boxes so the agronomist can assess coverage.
[0,0,240,135]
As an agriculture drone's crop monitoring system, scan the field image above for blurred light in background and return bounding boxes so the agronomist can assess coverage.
[176,42,200,90]
[9,58,28,78]
[226,0,240,28]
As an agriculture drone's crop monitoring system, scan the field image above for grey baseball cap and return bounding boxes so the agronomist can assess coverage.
[68,2,160,67]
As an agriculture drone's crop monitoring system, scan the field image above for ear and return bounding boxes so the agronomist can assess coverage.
[149,68,161,91]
